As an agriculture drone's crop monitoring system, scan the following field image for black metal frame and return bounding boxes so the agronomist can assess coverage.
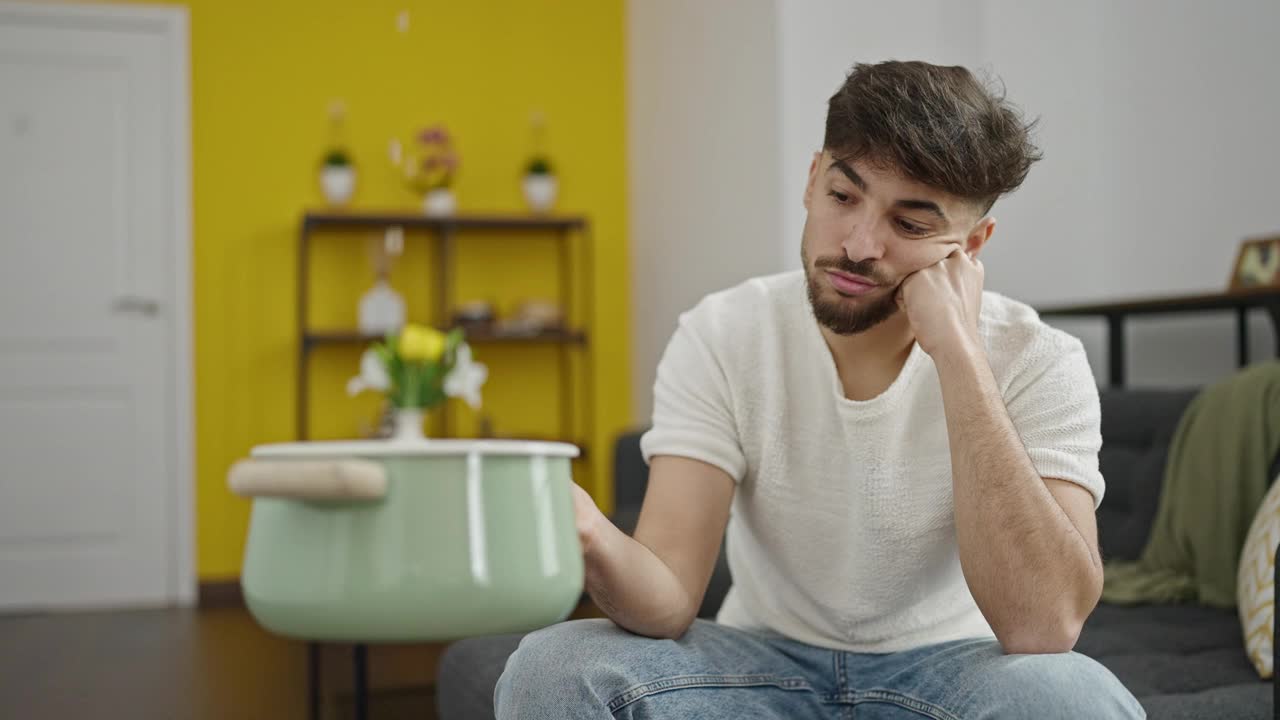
[295,211,594,445]
[1038,289,1280,388]
[307,642,370,720]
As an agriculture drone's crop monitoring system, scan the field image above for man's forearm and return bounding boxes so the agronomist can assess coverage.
[583,521,698,639]
[933,340,1102,653]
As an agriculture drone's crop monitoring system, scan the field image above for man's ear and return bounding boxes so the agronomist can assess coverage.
[802,151,823,211]
[965,216,996,258]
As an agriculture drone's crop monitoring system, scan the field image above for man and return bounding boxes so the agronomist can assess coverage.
[494,61,1145,718]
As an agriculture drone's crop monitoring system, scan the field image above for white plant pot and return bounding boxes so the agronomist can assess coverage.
[393,407,425,441]
[423,188,457,217]
[522,174,558,213]
[320,166,356,206]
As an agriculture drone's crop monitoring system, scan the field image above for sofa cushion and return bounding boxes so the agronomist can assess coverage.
[612,432,649,511]
[1138,684,1271,720]
[1079,602,1269,718]
[437,632,521,720]
[1096,389,1198,562]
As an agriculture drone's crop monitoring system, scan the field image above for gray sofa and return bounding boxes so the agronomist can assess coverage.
[438,388,1278,719]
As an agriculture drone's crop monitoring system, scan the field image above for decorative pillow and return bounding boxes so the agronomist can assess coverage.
[1238,473,1280,678]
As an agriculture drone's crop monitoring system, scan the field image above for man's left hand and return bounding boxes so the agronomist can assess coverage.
[898,246,985,359]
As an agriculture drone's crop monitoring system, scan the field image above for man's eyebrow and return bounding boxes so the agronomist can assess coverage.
[827,159,866,191]
[895,199,948,224]
[828,158,950,225]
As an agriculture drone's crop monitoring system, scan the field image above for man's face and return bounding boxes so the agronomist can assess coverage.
[800,151,991,335]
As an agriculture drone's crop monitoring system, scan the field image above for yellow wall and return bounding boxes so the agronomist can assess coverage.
[118,0,629,579]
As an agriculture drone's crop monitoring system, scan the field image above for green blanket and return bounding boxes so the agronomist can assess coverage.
[1102,362,1280,608]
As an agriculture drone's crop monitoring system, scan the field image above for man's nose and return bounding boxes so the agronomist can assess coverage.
[841,220,886,262]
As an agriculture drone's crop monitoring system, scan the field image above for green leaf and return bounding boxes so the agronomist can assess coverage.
[526,156,552,175]
[443,328,465,367]
[389,357,406,399]
[400,361,424,408]
[423,387,446,408]
[372,341,394,370]
[323,148,351,167]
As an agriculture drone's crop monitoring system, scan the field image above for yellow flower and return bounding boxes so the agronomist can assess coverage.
[398,324,446,362]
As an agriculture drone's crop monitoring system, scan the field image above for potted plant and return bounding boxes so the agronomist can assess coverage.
[391,125,459,216]
[320,100,356,206]
[320,148,356,206]
[521,111,558,213]
[522,155,558,213]
[346,323,488,440]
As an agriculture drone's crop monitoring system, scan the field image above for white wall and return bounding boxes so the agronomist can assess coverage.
[987,0,1280,384]
[627,0,784,422]
[775,0,1280,386]
[629,0,1280,420]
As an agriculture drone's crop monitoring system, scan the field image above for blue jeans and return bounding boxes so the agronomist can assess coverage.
[494,618,1145,719]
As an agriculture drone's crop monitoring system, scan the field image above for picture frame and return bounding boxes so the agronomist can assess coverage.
[1229,235,1280,292]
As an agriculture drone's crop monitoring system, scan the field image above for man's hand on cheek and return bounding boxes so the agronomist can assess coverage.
[897,246,985,359]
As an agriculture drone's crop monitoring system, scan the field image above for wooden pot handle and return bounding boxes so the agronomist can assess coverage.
[228,458,387,501]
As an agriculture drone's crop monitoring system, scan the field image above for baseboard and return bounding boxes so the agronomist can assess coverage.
[198,579,244,608]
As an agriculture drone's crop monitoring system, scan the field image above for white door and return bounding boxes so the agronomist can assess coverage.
[0,2,193,609]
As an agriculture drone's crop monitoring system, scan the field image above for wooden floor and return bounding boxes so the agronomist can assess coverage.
[0,606,444,720]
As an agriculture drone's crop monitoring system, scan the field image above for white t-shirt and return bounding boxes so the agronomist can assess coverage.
[640,270,1104,653]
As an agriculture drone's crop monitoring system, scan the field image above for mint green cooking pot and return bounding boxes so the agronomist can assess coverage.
[231,439,584,643]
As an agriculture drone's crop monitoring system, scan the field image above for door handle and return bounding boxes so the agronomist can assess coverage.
[111,295,161,316]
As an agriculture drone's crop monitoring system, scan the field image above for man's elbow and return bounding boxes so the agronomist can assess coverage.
[666,604,704,640]
[654,622,694,641]
[645,615,697,641]
[998,560,1103,654]
[640,600,701,641]
[997,616,1085,655]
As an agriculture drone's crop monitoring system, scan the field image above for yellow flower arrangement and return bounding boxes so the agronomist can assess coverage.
[346,323,487,410]
[398,324,446,362]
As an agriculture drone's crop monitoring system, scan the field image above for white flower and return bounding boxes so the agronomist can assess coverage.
[346,349,390,396]
[444,343,488,409]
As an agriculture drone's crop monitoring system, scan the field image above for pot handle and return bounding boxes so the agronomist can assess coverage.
[228,458,387,501]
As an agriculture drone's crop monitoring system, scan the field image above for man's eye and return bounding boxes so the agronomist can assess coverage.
[827,190,849,204]
[897,219,928,236]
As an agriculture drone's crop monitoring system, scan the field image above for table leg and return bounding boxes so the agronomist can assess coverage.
[353,643,369,720]
[308,642,321,720]
[1266,302,1280,359]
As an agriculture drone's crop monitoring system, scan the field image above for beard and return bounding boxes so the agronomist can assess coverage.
[801,245,900,336]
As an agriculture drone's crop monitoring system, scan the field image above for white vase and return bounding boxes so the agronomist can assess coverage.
[522,174,558,213]
[392,407,425,441]
[357,279,405,335]
[423,188,457,217]
[320,166,356,206]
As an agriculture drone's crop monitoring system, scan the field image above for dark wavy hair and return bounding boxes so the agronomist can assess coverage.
[824,61,1041,213]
